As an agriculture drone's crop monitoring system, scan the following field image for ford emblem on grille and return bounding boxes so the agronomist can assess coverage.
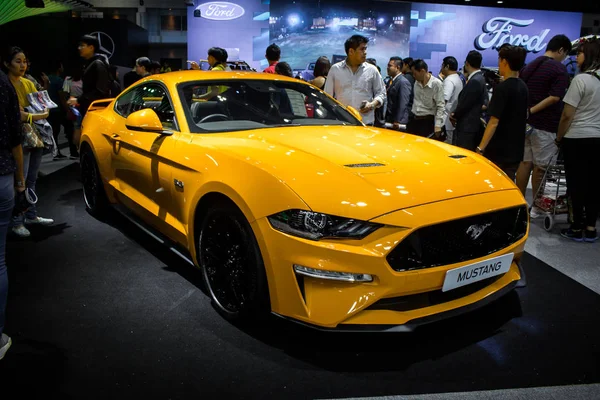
[466,223,492,240]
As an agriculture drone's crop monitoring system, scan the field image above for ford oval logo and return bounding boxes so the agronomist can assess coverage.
[197,2,245,20]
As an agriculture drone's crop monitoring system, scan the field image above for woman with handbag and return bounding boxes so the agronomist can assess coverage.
[2,47,54,238]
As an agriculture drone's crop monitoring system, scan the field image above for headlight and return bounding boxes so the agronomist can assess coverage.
[268,209,382,240]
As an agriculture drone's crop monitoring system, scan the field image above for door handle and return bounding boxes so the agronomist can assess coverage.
[111,133,120,139]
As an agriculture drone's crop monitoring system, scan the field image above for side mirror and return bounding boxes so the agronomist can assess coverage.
[346,105,363,122]
[125,109,172,135]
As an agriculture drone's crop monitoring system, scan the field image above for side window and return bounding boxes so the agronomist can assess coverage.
[114,89,135,117]
[130,83,177,130]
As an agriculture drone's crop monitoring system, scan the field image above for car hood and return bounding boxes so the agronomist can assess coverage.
[202,126,517,221]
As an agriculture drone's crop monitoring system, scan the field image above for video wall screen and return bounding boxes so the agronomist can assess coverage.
[188,0,582,73]
[269,0,411,72]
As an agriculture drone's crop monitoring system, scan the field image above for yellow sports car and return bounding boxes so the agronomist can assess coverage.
[80,71,528,331]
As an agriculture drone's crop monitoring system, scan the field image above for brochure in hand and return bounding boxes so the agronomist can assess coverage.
[26,90,58,112]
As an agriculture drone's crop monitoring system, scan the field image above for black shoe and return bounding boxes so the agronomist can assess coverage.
[584,230,598,243]
[560,228,583,242]
[53,154,67,161]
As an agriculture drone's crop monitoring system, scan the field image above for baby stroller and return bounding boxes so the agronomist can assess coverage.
[533,149,572,231]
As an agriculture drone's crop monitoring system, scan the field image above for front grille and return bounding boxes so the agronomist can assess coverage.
[367,275,502,312]
[386,206,528,272]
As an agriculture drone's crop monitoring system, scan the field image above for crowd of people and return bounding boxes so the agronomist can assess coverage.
[0,30,599,361]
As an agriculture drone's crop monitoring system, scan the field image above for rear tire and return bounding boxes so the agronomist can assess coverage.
[198,203,270,322]
[80,146,109,218]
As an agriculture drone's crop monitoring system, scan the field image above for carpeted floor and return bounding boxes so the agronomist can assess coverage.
[1,163,599,399]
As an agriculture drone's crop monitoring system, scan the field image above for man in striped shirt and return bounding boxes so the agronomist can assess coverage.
[516,35,572,218]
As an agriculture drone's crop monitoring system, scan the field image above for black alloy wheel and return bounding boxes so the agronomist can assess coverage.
[198,204,269,321]
[81,147,108,217]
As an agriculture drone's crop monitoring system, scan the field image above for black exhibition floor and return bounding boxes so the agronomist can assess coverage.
[1,164,599,399]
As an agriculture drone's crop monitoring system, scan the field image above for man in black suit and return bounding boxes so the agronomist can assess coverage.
[450,50,488,150]
[385,57,412,128]
[402,57,415,117]
[402,57,415,87]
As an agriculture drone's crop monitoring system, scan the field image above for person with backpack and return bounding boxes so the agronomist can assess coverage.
[556,38,600,243]
[66,35,110,122]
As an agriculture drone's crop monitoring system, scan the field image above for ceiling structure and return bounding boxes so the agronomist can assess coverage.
[406,0,599,14]
[77,0,600,13]
[0,0,95,26]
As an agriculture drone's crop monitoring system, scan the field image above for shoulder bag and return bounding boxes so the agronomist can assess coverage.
[21,113,44,149]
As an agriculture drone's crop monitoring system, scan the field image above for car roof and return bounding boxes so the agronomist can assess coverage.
[137,70,306,86]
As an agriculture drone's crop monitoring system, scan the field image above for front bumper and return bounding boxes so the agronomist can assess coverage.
[252,189,528,330]
[272,260,524,332]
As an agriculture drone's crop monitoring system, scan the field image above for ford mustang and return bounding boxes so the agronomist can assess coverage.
[79,71,528,331]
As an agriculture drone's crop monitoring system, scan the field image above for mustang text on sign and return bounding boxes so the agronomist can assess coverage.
[442,253,514,292]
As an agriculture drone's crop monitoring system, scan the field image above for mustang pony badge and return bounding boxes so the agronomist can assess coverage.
[466,223,492,241]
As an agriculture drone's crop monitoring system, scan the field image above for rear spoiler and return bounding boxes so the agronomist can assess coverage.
[87,98,114,112]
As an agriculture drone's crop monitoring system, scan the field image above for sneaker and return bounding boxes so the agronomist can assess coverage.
[53,154,67,161]
[530,206,545,219]
[584,230,598,243]
[560,228,584,242]
[0,334,11,360]
[25,216,54,226]
[12,224,31,237]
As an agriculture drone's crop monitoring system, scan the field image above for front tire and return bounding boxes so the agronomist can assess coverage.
[80,146,109,218]
[198,203,270,321]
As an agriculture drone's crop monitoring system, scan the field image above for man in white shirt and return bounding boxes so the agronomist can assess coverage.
[441,56,463,144]
[324,35,386,125]
[407,59,445,138]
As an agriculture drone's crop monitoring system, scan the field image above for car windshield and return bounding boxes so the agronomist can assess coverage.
[178,79,361,133]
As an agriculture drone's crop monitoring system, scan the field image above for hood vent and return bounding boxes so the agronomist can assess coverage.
[449,155,467,159]
[344,163,386,168]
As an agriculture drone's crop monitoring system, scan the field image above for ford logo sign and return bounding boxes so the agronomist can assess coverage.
[197,2,245,21]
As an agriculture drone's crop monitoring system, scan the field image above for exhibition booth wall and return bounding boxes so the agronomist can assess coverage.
[187,0,582,71]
